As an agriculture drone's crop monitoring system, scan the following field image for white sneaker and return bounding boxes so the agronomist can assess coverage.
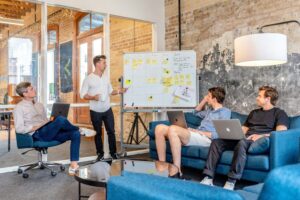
[80,128,96,137]
[200,176,214,186]
[223,181,235,190]
[68,166,79,176]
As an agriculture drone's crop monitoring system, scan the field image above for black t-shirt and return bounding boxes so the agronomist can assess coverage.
[243,107,289,136]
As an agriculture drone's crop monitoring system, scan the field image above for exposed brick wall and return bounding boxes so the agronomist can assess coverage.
[165,0,300,115]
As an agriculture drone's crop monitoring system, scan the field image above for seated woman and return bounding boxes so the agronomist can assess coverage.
[13,82,94,175]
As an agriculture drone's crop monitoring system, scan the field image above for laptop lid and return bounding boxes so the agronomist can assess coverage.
[213,119,245,140]
[167,111,188,129]
[50,103,70,119]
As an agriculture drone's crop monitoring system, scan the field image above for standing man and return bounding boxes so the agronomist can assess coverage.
[80,55,126,161]
[155,87,231,177]
[200,86,289,190]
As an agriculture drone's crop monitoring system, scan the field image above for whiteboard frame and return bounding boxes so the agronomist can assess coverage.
[122,50,198,110]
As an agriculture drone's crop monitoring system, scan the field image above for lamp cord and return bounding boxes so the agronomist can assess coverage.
[258,20,300,33]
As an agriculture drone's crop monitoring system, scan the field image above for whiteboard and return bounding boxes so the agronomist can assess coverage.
[123,51,197,108]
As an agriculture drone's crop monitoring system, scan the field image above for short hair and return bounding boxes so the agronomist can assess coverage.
[16,82,31,97]
[93,55,106,67]
[208,87,226,104]
[259,86,279,106]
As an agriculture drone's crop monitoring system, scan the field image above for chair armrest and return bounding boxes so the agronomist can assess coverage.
[16,133,34,149]
[270,128,300,169]
[147,120,170,139]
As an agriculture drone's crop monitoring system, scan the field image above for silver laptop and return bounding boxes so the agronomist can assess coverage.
[213,119,245,140]
[167,111,188,129]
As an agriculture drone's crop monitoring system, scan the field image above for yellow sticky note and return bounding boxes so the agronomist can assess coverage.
[146,59,151,65]
[152,59,158,65]
[148,96,153,101]
[162,59,169,65]
[186,81,192,86]
[125,79,132,86]
[173,96,180,104]
[185,74,191,79]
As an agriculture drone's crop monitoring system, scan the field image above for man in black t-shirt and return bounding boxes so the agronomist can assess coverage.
[200,86,289,190]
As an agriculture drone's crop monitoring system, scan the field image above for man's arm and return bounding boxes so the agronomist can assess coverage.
[242,126,249,134]
[188,128,212,139]
[80,77,100,101]
[195,96,208,111]
[111,88,128,96]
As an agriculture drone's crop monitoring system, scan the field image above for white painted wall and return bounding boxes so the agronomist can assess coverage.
[36,0,165,50]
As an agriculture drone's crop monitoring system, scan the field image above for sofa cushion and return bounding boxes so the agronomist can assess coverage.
[148,121,170,139]
[231,111,248,124]
[149,140,269,171]
[289,115,300,129]
[185,112,202,129]
[248,137,270,155]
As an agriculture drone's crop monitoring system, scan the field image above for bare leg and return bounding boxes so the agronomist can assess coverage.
[155,124,170,162]
[168,125,191,173]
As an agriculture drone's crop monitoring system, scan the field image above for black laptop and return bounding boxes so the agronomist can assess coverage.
[37,103,70,129]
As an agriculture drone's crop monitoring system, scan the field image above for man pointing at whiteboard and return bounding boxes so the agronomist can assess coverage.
[80,55,127,161]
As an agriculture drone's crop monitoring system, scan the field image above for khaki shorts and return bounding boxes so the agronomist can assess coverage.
[185,131,211,147]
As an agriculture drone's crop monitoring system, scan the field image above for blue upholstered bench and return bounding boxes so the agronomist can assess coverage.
[107,164,300,200]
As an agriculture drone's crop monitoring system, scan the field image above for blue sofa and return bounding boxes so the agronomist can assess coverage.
[107,163,300,200]
[147,111,300,182]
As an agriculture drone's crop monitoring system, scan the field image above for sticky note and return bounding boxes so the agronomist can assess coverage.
[125,79,132,86]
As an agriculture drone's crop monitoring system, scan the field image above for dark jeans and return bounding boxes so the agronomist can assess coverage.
[90,108,116,156]
[203,138,253,180]
[32,116,81,161]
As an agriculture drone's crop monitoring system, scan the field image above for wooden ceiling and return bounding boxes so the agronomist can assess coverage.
[0,0,36,31]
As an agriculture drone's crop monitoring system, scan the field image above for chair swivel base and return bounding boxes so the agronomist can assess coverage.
[18,149,66,178]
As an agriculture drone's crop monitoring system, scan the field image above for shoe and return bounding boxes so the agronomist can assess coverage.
[169,172,189,180]
[200,176,214,186]
[96,154,105,162]
[110,153,121,160]
[68,166,79,176]
[223,181,235,190]
[79,128,96,137]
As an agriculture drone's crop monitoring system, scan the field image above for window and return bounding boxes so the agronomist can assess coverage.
[79,14,103,34]
[8,38,34,95]
[48,30,57,45]
[47,49,55,103]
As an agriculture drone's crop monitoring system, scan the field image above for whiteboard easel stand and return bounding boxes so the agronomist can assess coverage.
[119,77,149,157]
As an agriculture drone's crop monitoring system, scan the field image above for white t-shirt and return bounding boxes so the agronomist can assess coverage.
[80,73,113,113]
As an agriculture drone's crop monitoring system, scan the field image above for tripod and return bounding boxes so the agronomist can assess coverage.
[126,112,148,144]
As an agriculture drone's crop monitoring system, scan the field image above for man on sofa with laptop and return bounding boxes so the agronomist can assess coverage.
[201,86,289,190]
[155,87,231,178]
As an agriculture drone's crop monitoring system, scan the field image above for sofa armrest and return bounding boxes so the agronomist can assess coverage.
[16,133,34,149]
[148,120,170,139]
[108,172,243,200]
[270,128,300,169]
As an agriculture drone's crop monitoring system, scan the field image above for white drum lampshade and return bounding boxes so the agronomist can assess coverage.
[234,33,287,67]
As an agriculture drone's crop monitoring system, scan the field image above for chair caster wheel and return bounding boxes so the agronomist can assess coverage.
[51,171,57,176]
[17,168,23,174]
[60,165,65,171]
[40,165,45,170]
[23,173,29,178]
